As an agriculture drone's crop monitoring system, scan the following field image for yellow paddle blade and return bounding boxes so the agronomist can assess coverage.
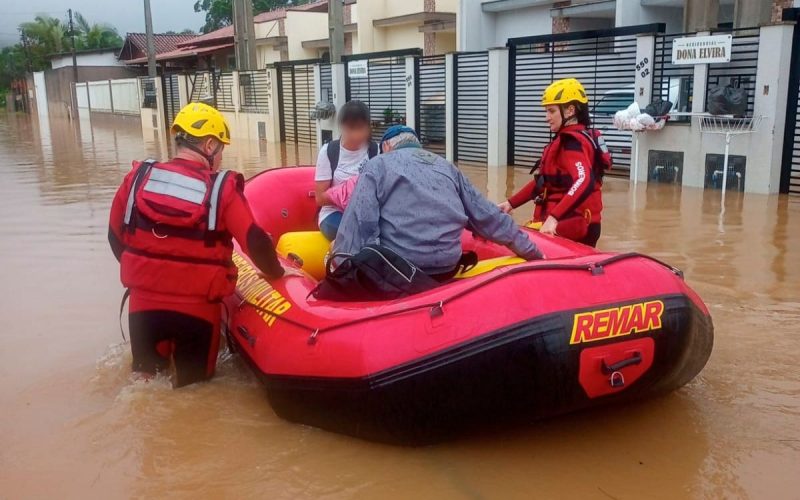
[455,256,525,279]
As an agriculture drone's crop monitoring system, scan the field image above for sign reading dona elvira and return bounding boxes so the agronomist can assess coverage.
[672,34,733,65]
[347,60,369,79]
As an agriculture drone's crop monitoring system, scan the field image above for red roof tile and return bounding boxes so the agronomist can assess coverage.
[178,25,234,47]
[120,33,198,59]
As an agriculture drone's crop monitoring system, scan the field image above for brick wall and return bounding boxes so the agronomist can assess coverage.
[772,0,794,22]
[344,33,353,55]
[552,1,570,35]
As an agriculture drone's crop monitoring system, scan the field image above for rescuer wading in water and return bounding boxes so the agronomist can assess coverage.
[499,78,610,247]
[108,102,287,387]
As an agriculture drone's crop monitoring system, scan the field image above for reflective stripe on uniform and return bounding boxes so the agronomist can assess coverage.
[207,170,230,231]
[124,160,156,225]
[143,167,208,205]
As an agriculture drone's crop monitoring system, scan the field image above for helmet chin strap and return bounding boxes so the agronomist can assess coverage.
[556,105,578,133]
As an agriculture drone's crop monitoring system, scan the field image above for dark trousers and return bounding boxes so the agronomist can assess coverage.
[129,310,218,388]
[581,223,602,248]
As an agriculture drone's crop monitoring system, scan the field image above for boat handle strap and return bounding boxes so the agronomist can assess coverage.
[601,352,642,374]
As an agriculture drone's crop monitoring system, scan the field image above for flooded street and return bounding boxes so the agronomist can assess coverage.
[1,112,800,499]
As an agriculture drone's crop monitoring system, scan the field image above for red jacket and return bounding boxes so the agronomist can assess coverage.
[508,124,603,224]
[108,158,283,301]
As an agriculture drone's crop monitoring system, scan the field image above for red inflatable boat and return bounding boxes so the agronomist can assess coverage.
[223,166,713,444]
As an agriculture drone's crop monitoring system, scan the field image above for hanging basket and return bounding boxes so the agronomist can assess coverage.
[699,115,762,135]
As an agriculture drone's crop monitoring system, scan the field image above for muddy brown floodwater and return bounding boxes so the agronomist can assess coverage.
[1,112,799,500]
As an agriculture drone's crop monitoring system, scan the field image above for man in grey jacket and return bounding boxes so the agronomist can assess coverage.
[333,126,543,278]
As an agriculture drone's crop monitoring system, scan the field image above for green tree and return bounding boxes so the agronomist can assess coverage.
[19,15,69,55]
[193,0,311,33]
[165,29,198,35]
[73,12,123,50]
[0,45,28,106]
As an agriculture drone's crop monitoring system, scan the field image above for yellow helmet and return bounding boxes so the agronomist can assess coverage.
[171,102,231,145]
[542,78,588,106]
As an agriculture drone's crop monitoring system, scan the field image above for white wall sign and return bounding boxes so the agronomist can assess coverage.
[347,60,369,79]
[672,34,732,65]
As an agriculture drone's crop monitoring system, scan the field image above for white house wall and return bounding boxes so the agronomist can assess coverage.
[285,11,328,60]
[50,52,123,70]
[459,3,552,51]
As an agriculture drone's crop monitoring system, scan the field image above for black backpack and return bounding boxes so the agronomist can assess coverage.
[312,245,439,302]
[326,139,379,175]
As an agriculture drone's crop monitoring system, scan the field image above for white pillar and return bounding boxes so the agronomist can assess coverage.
[681,32,711,189]
[176,74,190,107]
[154,76,166,133]
[487,47,509,169]
[266,67,281,143]
[445,53,455,162]
[330,62,347,139]
[231,71,241,114]
[632,33,656,184]
[314,64,323,147]
[405,55,417,131]
[747,24,794,194]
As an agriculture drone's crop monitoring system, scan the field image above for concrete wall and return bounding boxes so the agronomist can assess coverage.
[570,17,614,32]
[436,31,457,53]
[494,5,552,46]
[615,0,684,33]
[353,0,427,53]
[635,24,793,194]
[459,3,552,51]
[285,12,329,60]
[383,0,426,17]
[437,0,460,12]
[383,26,425,52]
[258,44,284,68]
[32,71,48,118]
[43,65,142,119]
[255,20,281,39]
[255,20,284,68]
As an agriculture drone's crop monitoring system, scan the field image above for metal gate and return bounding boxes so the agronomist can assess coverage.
[783,9,800,194]
[186,71,217,104]
[344,49,421,142]
[706,27,760,118]
[508,24,664,175]
[416,55,446,155]
[319,63,332,103]
[454,52,489,163]
[162,73,181,127]
[652,32,695,122]
[276,59,320,144]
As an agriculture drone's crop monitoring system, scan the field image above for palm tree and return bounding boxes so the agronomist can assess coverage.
[73,12,123,50]
[19,15,68,55]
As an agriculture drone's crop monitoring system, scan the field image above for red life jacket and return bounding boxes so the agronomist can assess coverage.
[119,159,242,301]
[533,127,608,226]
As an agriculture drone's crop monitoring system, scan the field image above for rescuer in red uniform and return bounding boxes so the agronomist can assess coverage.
[108,102,286,387]
[499,78,610,247]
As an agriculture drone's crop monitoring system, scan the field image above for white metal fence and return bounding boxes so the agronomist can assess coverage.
[74,78,140,115]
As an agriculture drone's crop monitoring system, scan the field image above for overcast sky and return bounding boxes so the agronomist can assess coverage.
[0,0,206,48]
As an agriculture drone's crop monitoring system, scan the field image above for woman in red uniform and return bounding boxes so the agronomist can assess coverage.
[499,78,609,247]
[108,103,288,387]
